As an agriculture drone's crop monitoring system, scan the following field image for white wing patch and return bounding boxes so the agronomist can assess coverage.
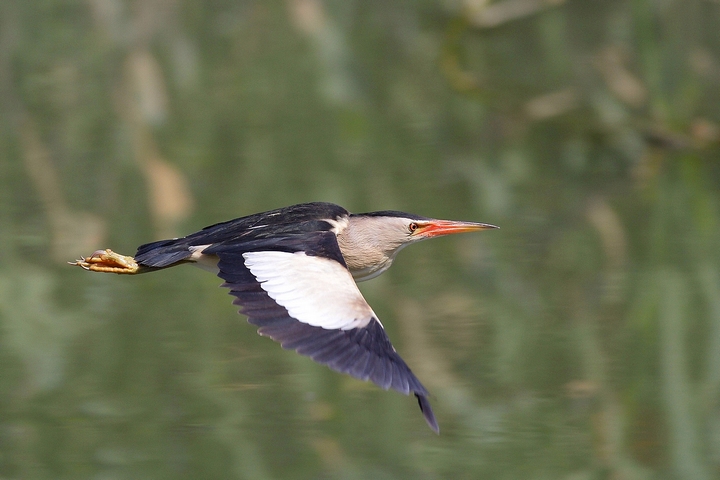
[243,251,376,330]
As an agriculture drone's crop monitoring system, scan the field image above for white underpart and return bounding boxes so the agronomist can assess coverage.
[243,251,376,330]
[188,245,219,273]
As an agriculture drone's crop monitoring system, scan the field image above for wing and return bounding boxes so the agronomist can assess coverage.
[134,202,349,268]
[204,232,439,433]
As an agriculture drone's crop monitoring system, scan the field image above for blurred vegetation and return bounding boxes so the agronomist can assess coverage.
[1,0,720,478]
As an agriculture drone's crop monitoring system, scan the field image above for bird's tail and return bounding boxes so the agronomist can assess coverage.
[134,239,194,268]
[415,394,439,433]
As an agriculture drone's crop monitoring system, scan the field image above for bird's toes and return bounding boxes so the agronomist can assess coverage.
[69,249,140,274]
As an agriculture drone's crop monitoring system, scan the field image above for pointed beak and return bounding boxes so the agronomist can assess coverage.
[416,220,498,238]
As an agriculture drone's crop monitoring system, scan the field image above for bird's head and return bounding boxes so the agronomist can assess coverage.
[352,210,497,248]
[338,210,497,281]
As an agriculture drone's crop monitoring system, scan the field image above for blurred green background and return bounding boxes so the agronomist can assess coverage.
[2,0,720,478]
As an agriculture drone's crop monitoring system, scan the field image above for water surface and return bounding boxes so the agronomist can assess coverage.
[1,1,719,478]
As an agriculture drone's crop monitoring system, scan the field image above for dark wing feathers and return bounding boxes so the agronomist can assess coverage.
[135,202,348,268]
[198,202,348,241]
[220,251,424,392]
[214,247,438,431]
[205,232,347,266]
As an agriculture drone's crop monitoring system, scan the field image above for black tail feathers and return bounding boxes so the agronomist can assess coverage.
[134,239,193,268]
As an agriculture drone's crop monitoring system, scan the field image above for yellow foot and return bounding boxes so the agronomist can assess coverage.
[69,249,140,274]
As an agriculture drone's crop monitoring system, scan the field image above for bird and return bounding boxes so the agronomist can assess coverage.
[70,202,497,432]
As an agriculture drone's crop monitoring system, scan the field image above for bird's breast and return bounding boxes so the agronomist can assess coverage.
[348,261,393,282]
[339,245,396,282]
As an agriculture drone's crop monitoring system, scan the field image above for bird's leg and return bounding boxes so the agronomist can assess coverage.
[69,249,140,274]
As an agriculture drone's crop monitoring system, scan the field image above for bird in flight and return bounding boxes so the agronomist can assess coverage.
[70,202,497,432]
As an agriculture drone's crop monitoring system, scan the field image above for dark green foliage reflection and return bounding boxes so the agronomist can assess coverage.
[1,1,719,479]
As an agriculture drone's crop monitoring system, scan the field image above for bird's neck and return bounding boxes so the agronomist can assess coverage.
[336,218,403,282]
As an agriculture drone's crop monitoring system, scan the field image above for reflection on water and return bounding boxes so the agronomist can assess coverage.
[2,1,720,478]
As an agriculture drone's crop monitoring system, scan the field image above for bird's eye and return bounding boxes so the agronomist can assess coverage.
[408,222,419,233]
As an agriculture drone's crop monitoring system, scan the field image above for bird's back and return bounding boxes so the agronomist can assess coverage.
[134,202,349,268]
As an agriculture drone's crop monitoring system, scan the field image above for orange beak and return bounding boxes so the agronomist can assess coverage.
[415,220,498,238]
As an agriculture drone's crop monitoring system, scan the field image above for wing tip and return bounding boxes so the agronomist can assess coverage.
[416,393,439,434]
